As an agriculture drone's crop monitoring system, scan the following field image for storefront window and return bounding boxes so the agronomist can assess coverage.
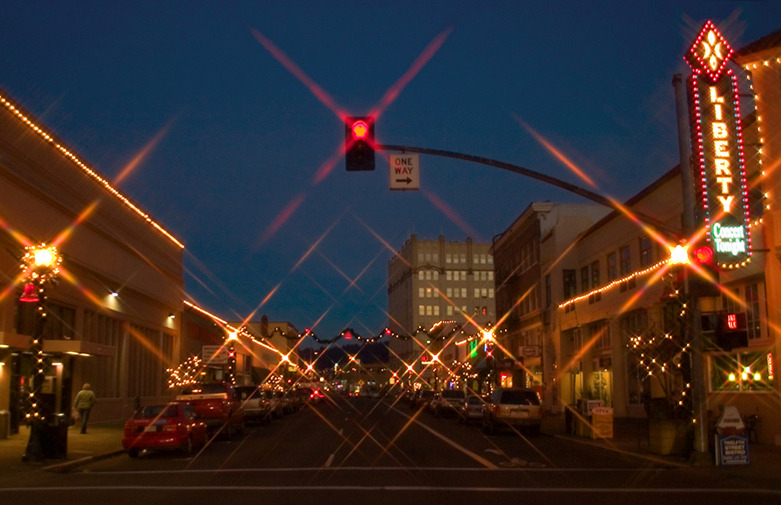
[710,351,774,392]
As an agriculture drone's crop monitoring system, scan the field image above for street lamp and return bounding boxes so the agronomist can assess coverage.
[226,330,238,385]
[19,243,61,462]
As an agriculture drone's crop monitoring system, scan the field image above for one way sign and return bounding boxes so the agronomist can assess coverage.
[389,154,419,191]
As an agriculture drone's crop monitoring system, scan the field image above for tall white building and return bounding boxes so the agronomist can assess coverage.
[387,235,495,375]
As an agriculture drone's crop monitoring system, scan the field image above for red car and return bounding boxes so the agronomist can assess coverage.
[122,402,208,457]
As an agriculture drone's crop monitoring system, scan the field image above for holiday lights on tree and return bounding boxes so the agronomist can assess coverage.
[167,355,203,389]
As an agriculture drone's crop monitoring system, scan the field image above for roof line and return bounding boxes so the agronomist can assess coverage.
[0,90,184,249]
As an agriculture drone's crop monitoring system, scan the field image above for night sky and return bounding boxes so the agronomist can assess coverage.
[2,1,779,343]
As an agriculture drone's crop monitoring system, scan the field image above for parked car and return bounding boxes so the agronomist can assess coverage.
[122,402,207,458]
[235,385,270,425]
[413,389,436,410]
[431,389,466,417]
[482,388,543,434]
[458,395,485,424]
[263,390,284,419]
[176,382,244,437]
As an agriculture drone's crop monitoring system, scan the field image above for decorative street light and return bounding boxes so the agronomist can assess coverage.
[226,330,238,385]
[19,243,61,462]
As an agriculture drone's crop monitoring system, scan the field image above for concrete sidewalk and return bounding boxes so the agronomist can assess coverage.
[0,420,125,474]
[542,413,781,488]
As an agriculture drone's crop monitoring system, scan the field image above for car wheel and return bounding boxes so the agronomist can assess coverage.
[127,448,139,458]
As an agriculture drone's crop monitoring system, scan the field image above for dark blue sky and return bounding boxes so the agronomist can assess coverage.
[2,1,779,341]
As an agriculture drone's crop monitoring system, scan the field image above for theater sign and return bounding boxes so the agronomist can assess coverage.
[685,21,752,268]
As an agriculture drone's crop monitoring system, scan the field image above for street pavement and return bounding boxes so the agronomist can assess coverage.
[0,412,779,483]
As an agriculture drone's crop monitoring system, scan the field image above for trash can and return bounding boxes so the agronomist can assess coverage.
[42,413,68,459]
[0,410,9,439]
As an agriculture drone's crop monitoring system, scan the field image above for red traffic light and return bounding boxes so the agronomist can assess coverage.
[351,120,369,140]
[345,116,375,171]
[693,245,714,264]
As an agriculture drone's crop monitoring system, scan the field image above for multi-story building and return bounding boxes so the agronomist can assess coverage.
[0,89,185,428]
[387,235,495,383]
[492,202,609,410]
[735,28,781,445]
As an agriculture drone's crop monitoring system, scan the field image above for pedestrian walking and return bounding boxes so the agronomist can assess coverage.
[73,383,96,434]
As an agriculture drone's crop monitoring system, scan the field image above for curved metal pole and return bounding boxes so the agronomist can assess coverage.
[378,144,682,239]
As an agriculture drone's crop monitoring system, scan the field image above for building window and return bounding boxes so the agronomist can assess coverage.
[589,260,601,303]
[418,287,424,298]
[710,351,774,392]
[607,252,618,281]
[581,266,589,294]
[639,236,653,267]
[563,269,577,299]
[545,275,552,308]
[461,288,467,298]
[447,305,453,316]
[446,271,452,281]
[419,305,425,316]
[745,283,762,341]
[489,288,494,298]
[619,245,635,290]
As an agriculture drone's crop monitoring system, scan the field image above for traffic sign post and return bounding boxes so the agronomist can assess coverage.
[389,153,419,190]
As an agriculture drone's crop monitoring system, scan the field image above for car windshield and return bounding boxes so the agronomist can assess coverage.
[180,383,226,395]
[442,390,465,399]
[137,405,179,419]
[499,390,540,406]
[235,386,258,399]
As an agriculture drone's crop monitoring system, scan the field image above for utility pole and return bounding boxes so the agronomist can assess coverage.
[673,73,709,462]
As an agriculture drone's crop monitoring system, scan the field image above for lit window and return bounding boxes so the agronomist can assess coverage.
[711,351,773,392]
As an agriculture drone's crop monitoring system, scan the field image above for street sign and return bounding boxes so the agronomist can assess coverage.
[202,345,228,365]
[389,153,419,190]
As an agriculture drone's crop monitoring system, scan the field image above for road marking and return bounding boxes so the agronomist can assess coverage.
[2,485,779,496]
[323,453,335,468]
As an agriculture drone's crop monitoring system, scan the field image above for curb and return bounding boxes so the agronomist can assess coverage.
[42,449,126,473]
[549,433,690,468]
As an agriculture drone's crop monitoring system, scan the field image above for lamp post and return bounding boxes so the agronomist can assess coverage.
[19,243,61,462]
[226,330,238,385]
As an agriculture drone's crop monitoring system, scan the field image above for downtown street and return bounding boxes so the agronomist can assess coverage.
[0,395,778,505]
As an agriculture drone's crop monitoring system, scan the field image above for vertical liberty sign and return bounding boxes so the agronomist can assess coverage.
[685,20,752,268]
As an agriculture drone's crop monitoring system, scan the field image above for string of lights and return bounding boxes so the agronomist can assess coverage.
[0,93,184,249]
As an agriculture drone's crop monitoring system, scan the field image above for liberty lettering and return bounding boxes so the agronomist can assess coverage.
[709,86,734,213]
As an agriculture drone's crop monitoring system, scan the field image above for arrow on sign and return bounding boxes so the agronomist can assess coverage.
[395,177,412,184]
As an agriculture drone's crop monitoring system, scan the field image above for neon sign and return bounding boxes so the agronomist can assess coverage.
[685,21,752,268]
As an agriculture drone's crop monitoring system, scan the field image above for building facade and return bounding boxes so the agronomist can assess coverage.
[492,202,609,410]
[387,235,495,382]
[0,90,185,429]
[734,29,781,445]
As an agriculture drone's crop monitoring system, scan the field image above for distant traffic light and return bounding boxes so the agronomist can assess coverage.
[688,243,720,298]
[345,117,375,171]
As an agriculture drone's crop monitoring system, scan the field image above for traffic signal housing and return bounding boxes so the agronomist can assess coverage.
[345,117,375,171]
[688,243,720,298]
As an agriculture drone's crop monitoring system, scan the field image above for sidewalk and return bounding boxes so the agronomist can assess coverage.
[542,413,781,488]
[0,420,125,474]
